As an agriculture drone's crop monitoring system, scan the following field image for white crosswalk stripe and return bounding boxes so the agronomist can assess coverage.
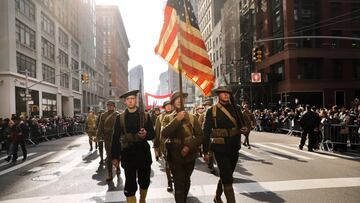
[239,150,262,160]
[253,143,313,160]
[251,146,289,160]
[269,143,337,159]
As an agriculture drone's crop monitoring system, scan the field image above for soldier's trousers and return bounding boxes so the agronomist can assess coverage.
[169,160,195,203]
[123,164,151,197]
[300,130,316,150]
[214,151,239,184]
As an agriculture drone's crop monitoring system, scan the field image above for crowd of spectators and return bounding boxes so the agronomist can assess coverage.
[0,115,85,152]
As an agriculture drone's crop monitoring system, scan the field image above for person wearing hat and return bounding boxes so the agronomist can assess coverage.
[203,86,249,203]
[153,100,174,192]
[85,110,97,151]
[161,91,204,203]
[151,107,161,127]
[96,100,120,181]
[111,90,155,203]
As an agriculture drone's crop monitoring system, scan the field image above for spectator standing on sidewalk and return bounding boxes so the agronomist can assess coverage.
[299,106,320,152]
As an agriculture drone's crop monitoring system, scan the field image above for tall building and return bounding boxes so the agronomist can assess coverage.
[168,67,195,106]
[128,65,144,94]
[80,0,105,113]
[96,5,130,100]
[0,0,89,118]
[254,0,360,108]
[157,71,169,95]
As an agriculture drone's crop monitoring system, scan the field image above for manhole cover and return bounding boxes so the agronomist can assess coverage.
[32,174,59,181]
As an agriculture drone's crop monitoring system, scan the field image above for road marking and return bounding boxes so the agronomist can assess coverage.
[0,153,37,167]
[289,144,360,160]
[254,143,313,160]
[252,146,289,160]
[269,143,337,159]
[0,152,54,176]
[48,150,76,163]
[2,177,360,202]
[239,150,262,160]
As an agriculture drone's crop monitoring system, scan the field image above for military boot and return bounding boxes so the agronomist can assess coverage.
[223,184,236,203]
[213,180,223,203]
[89,140,93,151]
[126,196,136,203]
[139,189,148,203]
[166,168,173,192]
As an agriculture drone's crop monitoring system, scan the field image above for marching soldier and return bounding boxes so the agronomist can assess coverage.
[151,107,161,126]
[161,91,203,203]
[242,102,256,149]
[85,110,97,151]
[153,100,174,192]
[111,90,155,203]
[96,100,120,181]
[200,98,216,173]
[203,86,249,203]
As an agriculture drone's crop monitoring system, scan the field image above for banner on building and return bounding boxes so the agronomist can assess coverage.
[145,93,172,109]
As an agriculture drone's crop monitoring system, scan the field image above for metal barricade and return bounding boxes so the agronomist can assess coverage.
[321,124,360,152]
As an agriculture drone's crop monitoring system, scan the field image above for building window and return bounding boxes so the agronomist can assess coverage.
[15,20,36,49]
[353,59,360,80]
[42,92,57,117]
[60,71,69,88]
[72,77,79,91]
[71,40,79,57]
[297,58,322,79]
[352,31,360,49]
[331,30,343,48]
[41,37,55,60]
[41,0,53,10]
[16,52,36,78]
[41,12,54,35]
[59,28,68,48]
[332,60,343,80]
[58,49,68,67]
[15,0,35,21]
[71,59,79,77]
[42,64,55,84]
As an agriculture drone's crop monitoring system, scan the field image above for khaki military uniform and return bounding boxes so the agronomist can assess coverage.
[97,110,119,176]
[161,111,203,203]
[86,115,97,140]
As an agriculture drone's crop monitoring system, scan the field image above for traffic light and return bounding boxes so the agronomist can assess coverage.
[252,47,258,62]
[252,47,262,63]
[256,49,262,63]
[81,73,89,84]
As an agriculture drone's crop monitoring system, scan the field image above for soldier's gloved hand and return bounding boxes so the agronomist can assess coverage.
[176,111,186,121]
[138,128,147,139]
[181,145,190,157]
[112,159,119,167]
[203,153,209,163]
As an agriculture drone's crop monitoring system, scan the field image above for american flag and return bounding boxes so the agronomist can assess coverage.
[155,0,214,96]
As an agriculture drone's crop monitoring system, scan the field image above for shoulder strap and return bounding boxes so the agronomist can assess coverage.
[212,105,218,129]
[216,103,238,128]
[119,112,127,134]
[104,111,116,124]
[188,113,194,127]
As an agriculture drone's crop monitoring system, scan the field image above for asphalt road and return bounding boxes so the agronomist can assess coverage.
[0,131,359,203]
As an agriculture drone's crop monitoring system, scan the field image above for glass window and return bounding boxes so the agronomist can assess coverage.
[353,59,360,80]
[16,52,36,78]
[60,71,69,88]
[41,37,55,60]
[72,77,79,91]
[71,40,79,56]
[15,20,36,49]
[58,49,68,67]
[41,12,54,35]
[15,0,35,21]
[298,58,322,79]
[42,63,55,84]
[59,28,69,48]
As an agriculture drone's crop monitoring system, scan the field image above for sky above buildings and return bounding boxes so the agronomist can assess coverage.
[96,0,168,94]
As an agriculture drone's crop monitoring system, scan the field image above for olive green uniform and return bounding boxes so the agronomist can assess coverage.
[161,111,203,203]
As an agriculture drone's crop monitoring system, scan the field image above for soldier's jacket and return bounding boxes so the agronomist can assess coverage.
[85,115,97,137]
[243,110,256,130]
[198,113,205,129]
[203,103,250,154]
[161,111,203,163]
[111,108,155,167]
[153,111,172,150]
[96,110,119,142]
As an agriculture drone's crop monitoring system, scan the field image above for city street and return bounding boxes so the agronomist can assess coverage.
[0,132,359,203]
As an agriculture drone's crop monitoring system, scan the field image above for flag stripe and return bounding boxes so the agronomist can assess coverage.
[155,0,214,96]
[180,44,212,68]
